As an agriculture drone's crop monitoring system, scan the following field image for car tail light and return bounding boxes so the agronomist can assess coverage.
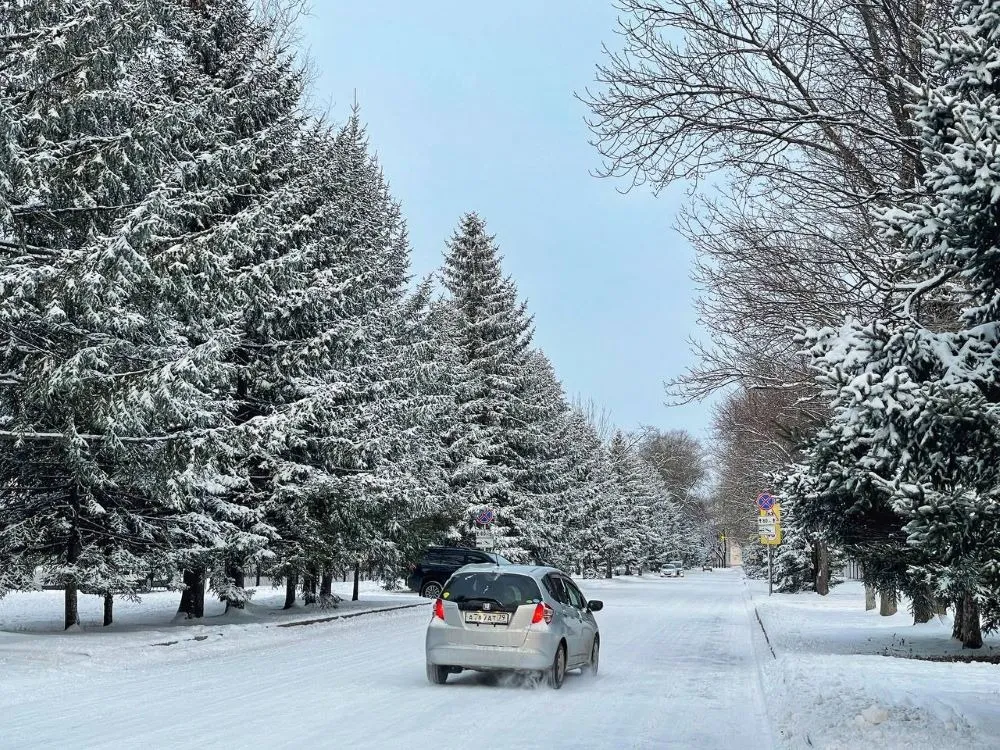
[531,602,554,625]
[433,598,445,621]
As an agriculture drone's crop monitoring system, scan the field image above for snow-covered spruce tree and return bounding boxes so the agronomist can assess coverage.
[778,384,932,619]
[261,114,455,605]
[440,213,536,560]
[386,280,464,570]
[602,431,651,576]
[627,455,681,573]
[557,408,616,576]
[0,0,246,627]
[771,494,846,594]
[506,350,575,564]
[0,0,327,624]
[741,539,768,580]
[792,0,1000,644]
[152,0,323,617]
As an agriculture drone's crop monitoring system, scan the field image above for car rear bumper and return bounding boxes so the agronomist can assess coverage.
[426,631,558,671]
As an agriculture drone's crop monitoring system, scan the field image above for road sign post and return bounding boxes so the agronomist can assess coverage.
[755,495,782,595]
[768,545,773,596]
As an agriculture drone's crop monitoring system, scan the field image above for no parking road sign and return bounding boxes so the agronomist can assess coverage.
[756,493,776,511]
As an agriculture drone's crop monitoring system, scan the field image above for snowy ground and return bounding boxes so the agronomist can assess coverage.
[751,579,1000,749]
[1,571,773,750]
[3,571,997,749]
[0,577,414,632]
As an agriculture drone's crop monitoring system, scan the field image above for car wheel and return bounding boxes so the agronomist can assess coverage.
[546,642,567,689]
[420,580,443,599]
[426,662,449,685]
[583,637,599,676]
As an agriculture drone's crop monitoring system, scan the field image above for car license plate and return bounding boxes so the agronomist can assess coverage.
[464,611,510,625]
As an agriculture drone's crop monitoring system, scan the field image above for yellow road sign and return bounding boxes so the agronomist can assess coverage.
[759,505,782,545]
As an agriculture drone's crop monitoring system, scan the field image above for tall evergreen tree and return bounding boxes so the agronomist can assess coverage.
[558,409,617,576]
[440,213,535,559]
[508,350,574,563]
[0,0,318,623]
[0,0,232,627]
[262,114,454,602]
[602,432,646,576]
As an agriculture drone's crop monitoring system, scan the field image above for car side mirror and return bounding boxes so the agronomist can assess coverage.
[587,600,603,612]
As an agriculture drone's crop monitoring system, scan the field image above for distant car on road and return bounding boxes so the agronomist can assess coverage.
[660,564,684,578]
[425,564,603,689]
[702,563,713,571]
[406,546,511,599]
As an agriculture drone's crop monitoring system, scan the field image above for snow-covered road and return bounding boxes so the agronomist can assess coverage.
[2,571,774,749]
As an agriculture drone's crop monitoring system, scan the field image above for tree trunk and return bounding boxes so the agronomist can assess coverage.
[283,575,297,610]
[952,597,965,640]
[178,578,193,617]
[342,569,347,583]
[912,586,934,624]
[865,585,876,611]
[605,560,613,579]
[64,485,81,630]
[352,562,360,602]
[624,565,631,576]
[959,592,983,649]
[64,585,79,631]
[934,599,948,616]
[194,571,205,617]
[303,568,318,605]
[255,566,261,587]
[879,589,897,617]
[103,593,113,627]
[177,569,206,619]
[814,542,830,596]
[320,570,333,598]
[191,570,207,618]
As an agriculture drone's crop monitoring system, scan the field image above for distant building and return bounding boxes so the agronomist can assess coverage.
[726,540,743,567]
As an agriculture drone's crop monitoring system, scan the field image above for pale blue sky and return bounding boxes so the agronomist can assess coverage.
[301,1,714,437]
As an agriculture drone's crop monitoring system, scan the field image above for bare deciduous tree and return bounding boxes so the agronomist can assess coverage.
[583,0,950,401]
[638,427,709,509]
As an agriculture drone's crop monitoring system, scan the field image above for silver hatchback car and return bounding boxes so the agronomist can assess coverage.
[425,564,603,689]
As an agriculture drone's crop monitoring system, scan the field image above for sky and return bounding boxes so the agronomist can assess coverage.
[300,1,715,438]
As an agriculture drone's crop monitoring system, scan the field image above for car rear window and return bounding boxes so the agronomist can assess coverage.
[423,549,466,567]
[442,572,543,608]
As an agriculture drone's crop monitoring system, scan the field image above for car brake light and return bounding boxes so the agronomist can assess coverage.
[433,598,445,621]
[531,602,553,625]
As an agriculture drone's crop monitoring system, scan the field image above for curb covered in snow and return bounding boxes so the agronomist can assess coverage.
[276,600,430,628]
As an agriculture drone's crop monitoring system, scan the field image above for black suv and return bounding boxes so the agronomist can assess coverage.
[406,546,511,599]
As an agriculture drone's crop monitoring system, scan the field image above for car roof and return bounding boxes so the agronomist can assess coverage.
[427,546,490,553]
[453,563,562,580]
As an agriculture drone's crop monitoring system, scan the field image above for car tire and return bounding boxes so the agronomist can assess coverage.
[420,580,443,599]
[426,663,449,685]
[583,637,599,677]
[546,642,567,689]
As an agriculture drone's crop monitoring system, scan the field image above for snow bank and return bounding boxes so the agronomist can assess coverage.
[749,579,1000,749]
